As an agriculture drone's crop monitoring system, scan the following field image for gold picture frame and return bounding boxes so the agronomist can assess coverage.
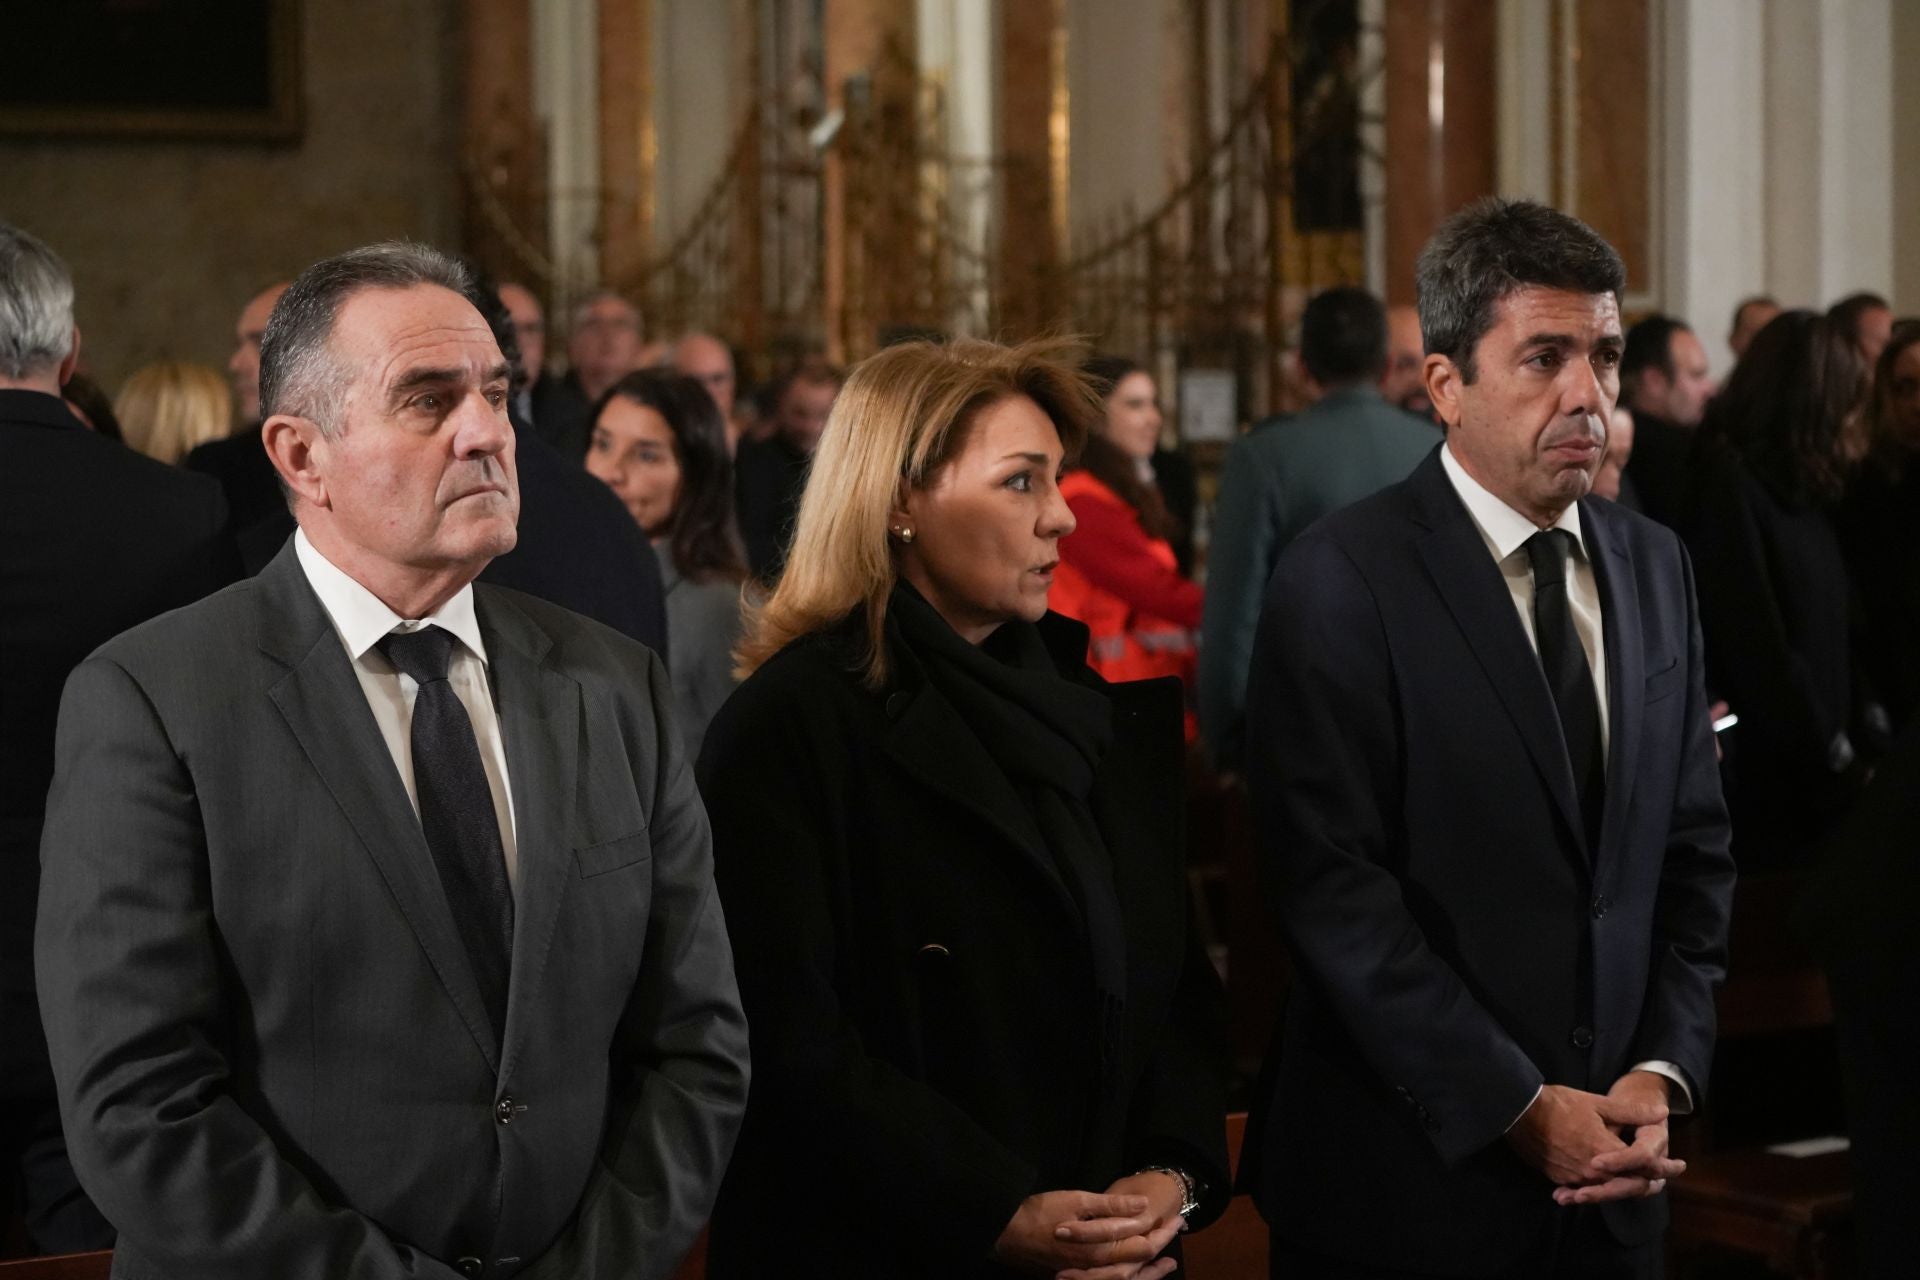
[0,0,302,142]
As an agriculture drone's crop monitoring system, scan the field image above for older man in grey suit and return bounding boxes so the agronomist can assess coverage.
[1199,286,1438,768]
[36,243,749,1279]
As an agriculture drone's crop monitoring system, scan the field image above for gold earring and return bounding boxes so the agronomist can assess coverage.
[894,526,916,543]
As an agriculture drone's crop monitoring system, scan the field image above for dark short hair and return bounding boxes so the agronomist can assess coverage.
[1414,198,1626,384]
[769,354,845,407]
[260,242,474,434]
[1621,313,1691,387]
[61,372,122,441]
[1863,319,1920,478]
[593,369,747,585]
[1828,291,1891,345]
[456,257,529,395]
[1082,353,1145,398]
[1728,294,1777,340]
[1299,286,1387,386]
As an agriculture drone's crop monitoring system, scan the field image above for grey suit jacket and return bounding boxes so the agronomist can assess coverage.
[1198,387,1438,766]
[36,543,749,1279]
[657,554,744,763]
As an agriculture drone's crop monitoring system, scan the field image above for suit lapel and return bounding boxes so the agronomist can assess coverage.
[1584,501,1644,871]
[254,546,500,1073]
[475,589,579,1078]
[1408,456,1589,859]
[879,677,1082,924]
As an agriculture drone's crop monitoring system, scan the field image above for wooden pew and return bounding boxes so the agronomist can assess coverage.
[1666,870,1854,1277]
[0,1241,699,1280]
[0,1252,111,1279]
[1182,1111,1267,1279]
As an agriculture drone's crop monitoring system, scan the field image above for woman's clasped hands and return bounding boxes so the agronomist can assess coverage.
[993,1171,1188,1280]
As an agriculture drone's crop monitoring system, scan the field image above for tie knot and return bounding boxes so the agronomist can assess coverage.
[378,625,455,684]
[1525,528,1575,588]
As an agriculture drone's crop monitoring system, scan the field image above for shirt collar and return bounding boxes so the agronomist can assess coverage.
[1440,438,1587,564]
[294,529,489,667]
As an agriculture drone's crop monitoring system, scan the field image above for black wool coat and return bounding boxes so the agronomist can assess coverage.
[696,607,1229,1279]
[1685,449,1858,864]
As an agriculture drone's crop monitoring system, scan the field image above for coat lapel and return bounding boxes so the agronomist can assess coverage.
[1407,456,1589,859]
[475,588,580,1078]
[1087,675,1185,955]
[878,673,1082,924]
[254,545,500,1074]
[1583,501,1644,871]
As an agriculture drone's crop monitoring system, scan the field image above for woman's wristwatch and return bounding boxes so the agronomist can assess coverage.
[1133,1164,1203,1218]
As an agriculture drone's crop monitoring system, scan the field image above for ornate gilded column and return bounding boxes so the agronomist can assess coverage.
[598,0,654,294]
[1264,0,1293,409]
[461,0,548,292]
[822,0,916,361]
[1382,0,1496,303]
[997,0,1068,340]
[731,0,766,357]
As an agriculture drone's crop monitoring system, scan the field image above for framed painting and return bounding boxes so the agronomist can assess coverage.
[0,0,301,141]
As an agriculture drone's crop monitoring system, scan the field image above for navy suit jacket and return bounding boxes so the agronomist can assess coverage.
[1244,448,1734,1273]
[2,390,234,1101]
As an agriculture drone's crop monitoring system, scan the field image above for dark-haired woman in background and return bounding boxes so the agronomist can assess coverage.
[1050,356,1203,738]
[698,337,1228,1279]
[1835,320,1920,734]
[587,369,748,757]
[1084,355,1200,574]
[1686,309,1869,866]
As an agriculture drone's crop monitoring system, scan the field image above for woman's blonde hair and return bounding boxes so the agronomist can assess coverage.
[736,336,1100,686]
[115,361,233,464]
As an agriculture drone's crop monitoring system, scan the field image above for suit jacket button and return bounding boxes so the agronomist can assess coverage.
[1592,895,1612,919]
[495,1095,516,1125]
[1571,1026,1594,1049]
[884,691,910,720]
[455,1257,483,1278]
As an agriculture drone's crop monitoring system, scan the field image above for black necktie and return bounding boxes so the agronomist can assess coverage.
[1524,530,1606,841]
[378,626,514,1044]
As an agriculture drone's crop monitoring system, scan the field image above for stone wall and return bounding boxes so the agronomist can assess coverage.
[0,0,462,394]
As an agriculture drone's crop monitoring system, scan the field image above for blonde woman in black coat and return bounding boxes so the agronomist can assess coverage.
[697,337,1228,1280]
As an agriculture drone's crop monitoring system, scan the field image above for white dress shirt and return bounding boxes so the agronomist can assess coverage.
[295,530,520,893]
[1438,445,1693,1115]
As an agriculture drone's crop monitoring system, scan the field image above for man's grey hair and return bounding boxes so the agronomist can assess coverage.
[0,222,77,380]
[259,241,474,437]
[1415,198,1626,385]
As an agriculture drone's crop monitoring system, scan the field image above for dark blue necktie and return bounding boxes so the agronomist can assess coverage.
[378,625,513,1044]
[1525,530,1606,842]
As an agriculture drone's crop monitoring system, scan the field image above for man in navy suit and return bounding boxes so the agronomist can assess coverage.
[1245,199,1734,1277]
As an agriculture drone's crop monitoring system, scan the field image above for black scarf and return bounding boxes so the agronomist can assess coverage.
[888,584,1131,1101]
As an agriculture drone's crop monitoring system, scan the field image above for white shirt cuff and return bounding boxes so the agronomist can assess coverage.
[1628,1060,1695,1114]
[1504,1083,1545,1134]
